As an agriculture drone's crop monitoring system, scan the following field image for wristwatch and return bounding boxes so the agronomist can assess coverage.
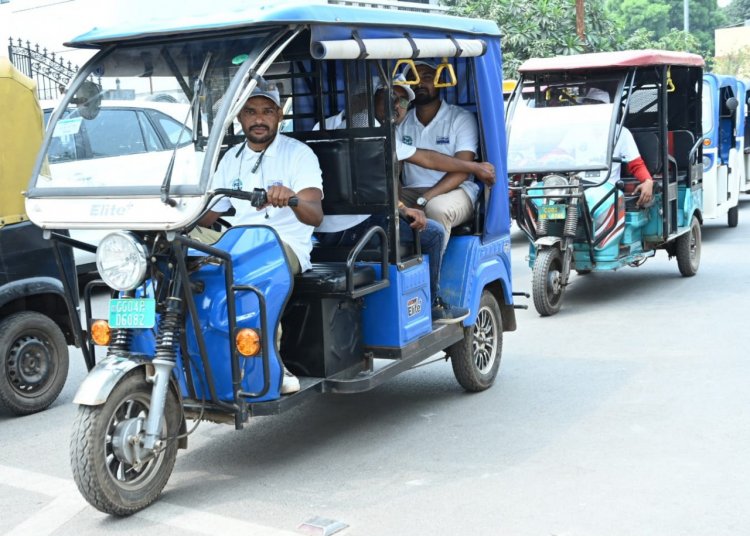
[416,196,428,208]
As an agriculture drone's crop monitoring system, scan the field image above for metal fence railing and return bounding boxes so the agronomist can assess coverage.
[7,37,78,100]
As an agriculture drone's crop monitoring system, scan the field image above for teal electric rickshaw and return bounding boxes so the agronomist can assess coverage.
[507,51,704,316]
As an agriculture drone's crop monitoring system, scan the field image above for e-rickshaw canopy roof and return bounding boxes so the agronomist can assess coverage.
[519,49,705,73]
[0,58,44,226]
[65,0,500,48]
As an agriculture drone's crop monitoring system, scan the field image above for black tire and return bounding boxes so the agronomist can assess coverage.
[532,248,565,316]
[676,216,701,277]
[0,311,69,415]
[70,371,181,515]
[728,205,739,228]
[447,290,502,392]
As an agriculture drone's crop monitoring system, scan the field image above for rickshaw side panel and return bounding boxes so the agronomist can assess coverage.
[440,235,514,329]
[361,262,432,348]
[129,227,292,403]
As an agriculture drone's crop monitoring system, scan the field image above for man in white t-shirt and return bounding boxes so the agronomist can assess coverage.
[398,61,485,249]
[579,88,653,206]
[199,83,324,394]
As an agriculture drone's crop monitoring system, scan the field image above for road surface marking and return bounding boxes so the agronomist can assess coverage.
[0,464,300,536]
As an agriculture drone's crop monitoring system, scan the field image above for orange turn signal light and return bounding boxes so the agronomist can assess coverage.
[91,319,112,346]
[236,328,261,356]
[703,138,711,146]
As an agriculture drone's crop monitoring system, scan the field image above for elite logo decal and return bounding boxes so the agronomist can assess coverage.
[407,297,422,317]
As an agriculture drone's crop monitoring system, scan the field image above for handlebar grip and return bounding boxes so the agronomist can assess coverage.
[288,197,299,207]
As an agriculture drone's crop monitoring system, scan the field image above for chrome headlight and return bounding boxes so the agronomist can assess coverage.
[702,154,713,173]
[96,232,149,291]
[542,174,569,201]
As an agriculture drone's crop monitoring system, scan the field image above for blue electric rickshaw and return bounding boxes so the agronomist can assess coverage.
[702,73,745,227]
[25,0,516,515]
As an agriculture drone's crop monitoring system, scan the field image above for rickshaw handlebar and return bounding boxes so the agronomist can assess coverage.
[212,188,299,207]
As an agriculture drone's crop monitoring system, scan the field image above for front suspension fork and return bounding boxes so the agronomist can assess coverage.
[559,180,582,285]
[143,295,182,451]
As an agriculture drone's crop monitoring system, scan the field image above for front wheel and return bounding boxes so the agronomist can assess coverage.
[447,290,503,392]
[532,248,566,316]
[0,311,69,415]
[70,371,181,515]
[676,216,701,277]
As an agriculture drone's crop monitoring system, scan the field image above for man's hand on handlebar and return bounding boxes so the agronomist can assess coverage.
[259,184,298,210]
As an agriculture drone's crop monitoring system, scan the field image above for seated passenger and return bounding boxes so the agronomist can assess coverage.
[397,61,492,249]
[198,82,323,395]
[579,88,653,207]
[316,81,495,324]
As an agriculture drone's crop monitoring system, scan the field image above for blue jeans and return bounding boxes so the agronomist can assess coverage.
[316,214,445,301]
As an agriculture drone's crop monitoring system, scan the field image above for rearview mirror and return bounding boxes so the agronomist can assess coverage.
[72,81,102,120]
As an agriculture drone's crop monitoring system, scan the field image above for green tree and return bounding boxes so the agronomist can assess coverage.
[445,0,619,77]
[608,0,725,57]
[724,0,750,26]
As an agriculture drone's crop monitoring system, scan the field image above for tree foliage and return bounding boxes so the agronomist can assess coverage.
[608,0,725,57]
[444,0,619,77]
[446,0,720,77]
[713,45,750,76]
[724,0,750,26]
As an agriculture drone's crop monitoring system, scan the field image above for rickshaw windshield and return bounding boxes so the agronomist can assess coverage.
[507,97,614,174]
[31,30,275,195]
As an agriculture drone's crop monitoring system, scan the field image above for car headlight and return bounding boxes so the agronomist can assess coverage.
[542,173,569,201]
[702,154,713,172]
[96,232,149,291]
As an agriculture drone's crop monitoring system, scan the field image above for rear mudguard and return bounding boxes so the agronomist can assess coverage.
[73,354,188,449]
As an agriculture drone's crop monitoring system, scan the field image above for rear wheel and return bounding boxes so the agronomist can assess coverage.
[532,248,565,316]
[0,311,69,415]
[447,290,502,392]
[676,216,701,277]
[70,371,181,515]
[728,205,738,228]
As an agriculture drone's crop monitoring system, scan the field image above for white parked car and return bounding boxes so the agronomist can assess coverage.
[43,100,198,273]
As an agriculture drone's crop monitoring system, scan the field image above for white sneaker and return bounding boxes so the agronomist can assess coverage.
[281,366,300,395]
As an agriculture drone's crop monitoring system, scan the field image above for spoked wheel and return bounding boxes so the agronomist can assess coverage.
[70,371,181,515]
[448,290,503,392]
[0,312,69,415]
[676,216,701,277]
[532,248,566,316]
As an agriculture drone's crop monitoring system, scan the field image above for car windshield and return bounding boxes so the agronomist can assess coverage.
[32,30,275,194]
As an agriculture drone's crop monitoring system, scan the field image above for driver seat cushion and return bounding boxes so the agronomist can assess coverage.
[294,262,376,294]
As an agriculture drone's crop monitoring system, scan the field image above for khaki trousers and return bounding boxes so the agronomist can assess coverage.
[401,187,474,251]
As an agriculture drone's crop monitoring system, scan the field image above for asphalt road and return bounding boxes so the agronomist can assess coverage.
[2,198,749,536]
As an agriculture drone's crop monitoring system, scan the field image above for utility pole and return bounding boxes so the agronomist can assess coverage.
[576,0,585,40]
[683,0,689,33]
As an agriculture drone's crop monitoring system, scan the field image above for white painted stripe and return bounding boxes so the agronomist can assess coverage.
[4,494,88,536]
[136,502,300,535]
[0,464,300,536]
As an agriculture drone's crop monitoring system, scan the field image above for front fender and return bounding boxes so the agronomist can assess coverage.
[73,354,152,405]
[534,236,562,248]
[74,354,188,449]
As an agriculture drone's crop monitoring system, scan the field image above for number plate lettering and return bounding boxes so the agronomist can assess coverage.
[108,298,156,329]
